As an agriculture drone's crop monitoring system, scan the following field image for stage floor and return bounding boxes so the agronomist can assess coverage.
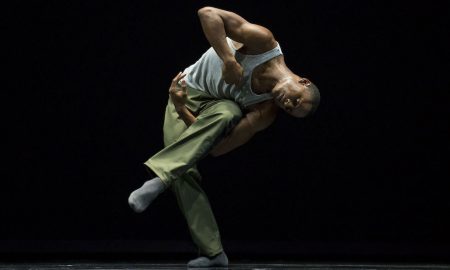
[0,262,449,270]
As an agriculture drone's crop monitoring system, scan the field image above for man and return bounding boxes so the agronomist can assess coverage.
[128,6,320,268]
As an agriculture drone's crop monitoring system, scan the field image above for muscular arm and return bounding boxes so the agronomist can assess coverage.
[198,7,276,84]
[197,6,277,62]
[210,102,278,157]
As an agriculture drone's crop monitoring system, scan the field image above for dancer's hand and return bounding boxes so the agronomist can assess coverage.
[222,59,243,86]
[169,72,188,110]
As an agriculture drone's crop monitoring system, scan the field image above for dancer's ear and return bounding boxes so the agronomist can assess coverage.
[299,78,311,86]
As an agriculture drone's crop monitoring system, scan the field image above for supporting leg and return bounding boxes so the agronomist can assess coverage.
[171,167,224,257]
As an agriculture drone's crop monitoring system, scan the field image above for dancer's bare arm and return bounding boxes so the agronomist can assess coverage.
[169,72,197,127]
[198,6,277,85]
[210,102,277,157]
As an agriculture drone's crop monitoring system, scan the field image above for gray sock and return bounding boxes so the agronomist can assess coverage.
[187,252,228,268]
[128,177,166,213]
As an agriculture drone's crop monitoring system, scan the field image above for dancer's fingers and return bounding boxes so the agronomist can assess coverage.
[170,73,187,100]
[173,71,181,80]
[171,72,182,86]
[178,73,187,84]
[176,72,186,81]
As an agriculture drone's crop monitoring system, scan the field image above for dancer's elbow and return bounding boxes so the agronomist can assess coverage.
[198,7,216,18]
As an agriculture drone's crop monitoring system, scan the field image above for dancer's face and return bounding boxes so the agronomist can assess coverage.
[273,78,313,118]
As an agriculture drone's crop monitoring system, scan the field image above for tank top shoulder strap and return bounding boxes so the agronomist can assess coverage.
[236,42,283,69]
[226,37,237,52]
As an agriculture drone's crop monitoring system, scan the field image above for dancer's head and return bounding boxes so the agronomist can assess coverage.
[273,77,320,118]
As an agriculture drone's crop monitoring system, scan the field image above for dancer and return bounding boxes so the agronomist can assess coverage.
[128,6,320,268]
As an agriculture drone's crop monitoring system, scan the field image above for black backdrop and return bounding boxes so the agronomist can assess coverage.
[3,0,450,263]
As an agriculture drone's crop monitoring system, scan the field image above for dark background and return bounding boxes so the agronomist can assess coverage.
[3,0,450,263]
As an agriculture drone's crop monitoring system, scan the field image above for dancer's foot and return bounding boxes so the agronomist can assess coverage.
[187,251,228,268]
[128,177,166,213]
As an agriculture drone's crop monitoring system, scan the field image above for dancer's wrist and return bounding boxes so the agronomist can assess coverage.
[175,104,187,113]
[175,105,197,126]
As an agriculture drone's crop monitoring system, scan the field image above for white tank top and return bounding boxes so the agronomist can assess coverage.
[183,37,283,108]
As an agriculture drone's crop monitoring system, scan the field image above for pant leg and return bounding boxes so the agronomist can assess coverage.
[171,170,224,256]
[153,91,241,256]
[144,92,242,186]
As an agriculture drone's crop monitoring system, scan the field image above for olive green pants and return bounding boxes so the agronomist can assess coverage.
[144,87,242,256]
